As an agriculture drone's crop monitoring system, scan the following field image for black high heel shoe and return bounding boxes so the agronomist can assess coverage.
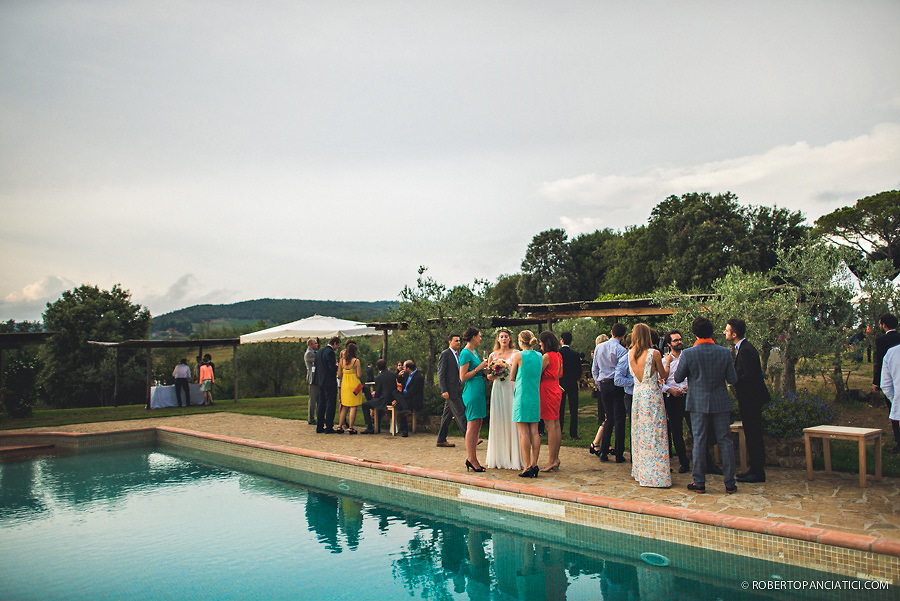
[589,442,600,455]
[528,465,539,478]
[465,460,486,473]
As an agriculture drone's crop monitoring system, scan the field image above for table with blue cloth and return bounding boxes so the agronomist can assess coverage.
[150,383,203,408]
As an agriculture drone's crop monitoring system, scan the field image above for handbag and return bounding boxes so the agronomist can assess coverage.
[353,382,364,395]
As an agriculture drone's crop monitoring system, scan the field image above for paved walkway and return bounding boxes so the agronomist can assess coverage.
[6,412,898,543]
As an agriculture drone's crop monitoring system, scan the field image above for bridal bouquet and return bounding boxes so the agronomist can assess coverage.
[487,358,510,381]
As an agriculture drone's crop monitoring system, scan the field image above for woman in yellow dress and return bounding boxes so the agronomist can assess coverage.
[337,341,363,433]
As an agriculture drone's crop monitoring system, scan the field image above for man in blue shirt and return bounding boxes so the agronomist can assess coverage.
[614,335,634,413]
[592,323,628,462]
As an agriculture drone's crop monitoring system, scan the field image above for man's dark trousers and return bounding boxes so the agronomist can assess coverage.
[174,378,190,407]
[599,379,626,460]
[690,411,735,488]
[664,393,689,469]
[560,382,579,438]
[316,383,337,432]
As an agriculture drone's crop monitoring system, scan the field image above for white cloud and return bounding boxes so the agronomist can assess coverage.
[0,274,240,322]
[544,123,900,235]
[0,275,75,321]
[3,275,73,303]
[137,274,238,317]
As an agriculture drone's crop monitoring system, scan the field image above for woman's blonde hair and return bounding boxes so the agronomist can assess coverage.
[493,328,513,352]
[518,329,538,349]
[595,334,609,345]
[630,323,652,359]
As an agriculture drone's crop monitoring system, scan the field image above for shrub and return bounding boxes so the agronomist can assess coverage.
[762,389,837,439]
[2,354,41,417]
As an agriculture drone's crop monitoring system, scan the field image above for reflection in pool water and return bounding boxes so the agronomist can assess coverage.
[0,447,879,600]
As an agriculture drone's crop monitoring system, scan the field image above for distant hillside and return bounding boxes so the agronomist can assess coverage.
[151,298,396,337]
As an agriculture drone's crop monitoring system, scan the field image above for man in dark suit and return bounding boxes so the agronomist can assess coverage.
[558,332,582,439]
[674,317,738,494]
[314,336,340,433]
[725,318,769,483]
[873,313,900,449]
[436,333,467,447]
[360,359,410,435]
[400,360,425,412]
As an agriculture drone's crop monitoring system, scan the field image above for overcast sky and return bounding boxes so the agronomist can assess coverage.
[2,1,898,322]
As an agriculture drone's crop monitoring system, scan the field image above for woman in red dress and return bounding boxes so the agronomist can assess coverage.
[539,330,563,472]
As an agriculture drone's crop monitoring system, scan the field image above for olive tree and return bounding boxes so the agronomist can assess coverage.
[655,239,854,396]
[390,267,492,383]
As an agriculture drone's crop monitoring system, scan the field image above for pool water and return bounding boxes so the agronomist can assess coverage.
[0,447,885,600]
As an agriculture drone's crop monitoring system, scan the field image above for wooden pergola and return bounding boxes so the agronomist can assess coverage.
[366,321,408,360]
[365,318,545,359]
[516,296,713,330]
[0,332,54,353]
[88,338,240,408]
[366,298,704,356]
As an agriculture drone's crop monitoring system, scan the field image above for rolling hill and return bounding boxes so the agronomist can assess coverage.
[150,298,396,337]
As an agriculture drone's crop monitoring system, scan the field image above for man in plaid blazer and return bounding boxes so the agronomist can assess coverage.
[674,317,738,494]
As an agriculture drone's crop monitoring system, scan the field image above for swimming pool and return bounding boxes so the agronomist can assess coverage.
[1,446,887,600]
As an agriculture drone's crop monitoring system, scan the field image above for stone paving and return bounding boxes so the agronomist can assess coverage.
[7,412,899,543]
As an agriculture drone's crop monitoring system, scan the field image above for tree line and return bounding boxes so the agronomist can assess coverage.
[498,190,898,312]
[150,298,396,337]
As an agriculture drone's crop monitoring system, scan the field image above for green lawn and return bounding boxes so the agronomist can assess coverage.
[0,396,310,431]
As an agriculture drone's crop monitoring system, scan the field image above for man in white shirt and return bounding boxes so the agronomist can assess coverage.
[880,344,900,454]
[662,331,689,473]
[172,358,192,407]
[873,313,900,451]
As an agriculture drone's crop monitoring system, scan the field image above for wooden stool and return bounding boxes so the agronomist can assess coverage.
[384,407,418,436]
[374,408,384,434]
[709,422,748,474]
[731,421,748,474]
[804,425,882,488]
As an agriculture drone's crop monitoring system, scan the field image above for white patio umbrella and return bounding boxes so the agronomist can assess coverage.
[239,314,379,344]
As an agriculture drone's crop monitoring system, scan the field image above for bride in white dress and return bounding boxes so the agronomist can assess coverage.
[486,329,524,470]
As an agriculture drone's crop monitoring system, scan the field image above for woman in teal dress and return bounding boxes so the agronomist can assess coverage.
[459,327,488,472]
[509,330,542,478]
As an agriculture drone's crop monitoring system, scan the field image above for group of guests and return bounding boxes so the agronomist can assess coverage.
[304,337,422,437]
[434,318,766,491]
[589,317,769,493]
[301,316,776,493]
[170,354,216,407]
[434,327,566,478]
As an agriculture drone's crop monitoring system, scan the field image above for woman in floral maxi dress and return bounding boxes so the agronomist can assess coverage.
[629,323,671,488]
